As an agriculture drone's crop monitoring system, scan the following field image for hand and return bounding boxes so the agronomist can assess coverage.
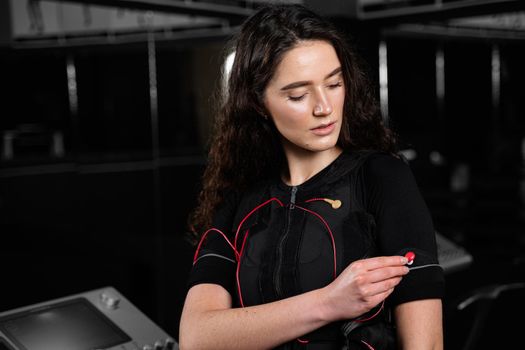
[320,256,409,321]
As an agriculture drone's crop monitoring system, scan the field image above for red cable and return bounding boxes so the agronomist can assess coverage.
[354,301,385,323]
[236,229,250,307]
[194,197,284,266]
[294,201,338,346]
[360,340,375,350]
[304,197,325,203]
[296,204,338,279]
[193,228,239,264]
[234,197,284,250]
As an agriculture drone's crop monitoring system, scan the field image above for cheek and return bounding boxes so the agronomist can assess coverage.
[334,89,345,111]
[270,101,310,127]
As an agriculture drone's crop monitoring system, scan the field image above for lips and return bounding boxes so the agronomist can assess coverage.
[311,121,336,136]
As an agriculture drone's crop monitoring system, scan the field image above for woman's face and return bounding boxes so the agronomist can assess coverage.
[263,40,345,156]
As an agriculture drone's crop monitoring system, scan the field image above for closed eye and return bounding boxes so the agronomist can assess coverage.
[288,94,307,102]
[328,81,343,89]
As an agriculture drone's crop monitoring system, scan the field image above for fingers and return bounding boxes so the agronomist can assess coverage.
[351,256,408,272]
[365,265,409,283]
[345,257,409,283]
[362,288,394,313]
[359,276,403,298]
[345,256,409,298]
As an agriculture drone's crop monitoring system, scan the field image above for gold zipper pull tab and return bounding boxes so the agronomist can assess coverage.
[323,198,342,209]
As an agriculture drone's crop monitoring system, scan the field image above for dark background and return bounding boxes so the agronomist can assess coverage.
[1,1,524,349]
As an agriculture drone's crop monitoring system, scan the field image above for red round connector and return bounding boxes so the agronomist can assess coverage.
[405,251,415,265]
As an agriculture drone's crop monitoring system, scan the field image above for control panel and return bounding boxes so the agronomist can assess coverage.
[0,286,178,350]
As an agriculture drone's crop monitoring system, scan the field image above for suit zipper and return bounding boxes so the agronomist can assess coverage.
[275,186,297,298]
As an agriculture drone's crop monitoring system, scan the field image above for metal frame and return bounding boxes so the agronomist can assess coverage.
[61,0,256,22]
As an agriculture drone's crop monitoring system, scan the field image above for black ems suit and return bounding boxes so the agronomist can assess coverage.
[188,151,445,349]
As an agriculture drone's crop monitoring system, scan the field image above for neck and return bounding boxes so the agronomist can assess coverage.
[282,145,343,186]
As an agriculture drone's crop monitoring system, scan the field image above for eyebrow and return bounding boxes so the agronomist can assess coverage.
[280,67,342,91]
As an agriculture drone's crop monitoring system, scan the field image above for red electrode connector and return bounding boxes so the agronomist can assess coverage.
[404,251,415,265]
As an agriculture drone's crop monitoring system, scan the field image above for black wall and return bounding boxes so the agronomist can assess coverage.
[0,38,224,341]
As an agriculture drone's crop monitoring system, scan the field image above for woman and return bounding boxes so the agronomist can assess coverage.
[179,3,444,350]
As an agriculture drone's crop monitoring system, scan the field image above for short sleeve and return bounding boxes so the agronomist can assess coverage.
[359,153,445,306]
[186,191,240,295]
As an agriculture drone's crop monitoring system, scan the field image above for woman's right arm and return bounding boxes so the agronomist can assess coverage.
[179,255,409,350]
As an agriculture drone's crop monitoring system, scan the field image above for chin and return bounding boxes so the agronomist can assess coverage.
[304,141,339,153]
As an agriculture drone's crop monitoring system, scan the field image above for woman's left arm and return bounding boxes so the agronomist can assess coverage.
[395,299,443,350]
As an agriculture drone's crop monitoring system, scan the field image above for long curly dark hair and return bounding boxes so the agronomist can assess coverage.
[187,3,398,242]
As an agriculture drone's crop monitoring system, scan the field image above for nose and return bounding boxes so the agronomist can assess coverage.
[313,90,333,116]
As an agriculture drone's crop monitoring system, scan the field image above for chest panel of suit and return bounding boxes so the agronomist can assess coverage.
[237,175,377,307]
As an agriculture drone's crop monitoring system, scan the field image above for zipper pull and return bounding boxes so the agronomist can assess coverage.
[290,186,298,209]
